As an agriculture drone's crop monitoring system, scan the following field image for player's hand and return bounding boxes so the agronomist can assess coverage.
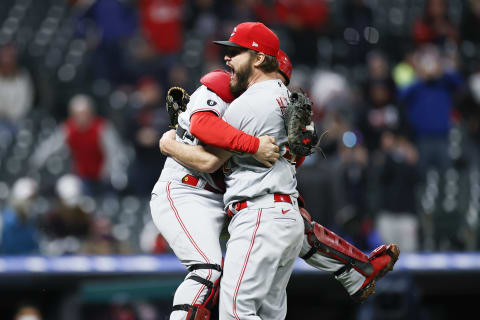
[253,136,280,168]
[159,129,177,155]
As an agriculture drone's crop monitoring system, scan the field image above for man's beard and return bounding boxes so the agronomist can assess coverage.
[230,57,254,97]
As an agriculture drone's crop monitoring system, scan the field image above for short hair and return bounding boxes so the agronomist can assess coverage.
[249,51,279,74]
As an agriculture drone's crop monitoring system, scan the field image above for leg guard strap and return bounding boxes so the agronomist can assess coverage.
[300,246,316,260]
[333,264,351,277]
[172,304,191,312]
[303,246,355,277]
[188,275,214,289]
[188,263,222,272]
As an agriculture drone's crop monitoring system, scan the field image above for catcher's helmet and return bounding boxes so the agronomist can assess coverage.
[277,50,292,85]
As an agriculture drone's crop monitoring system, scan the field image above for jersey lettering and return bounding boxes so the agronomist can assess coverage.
[276,96,288,115]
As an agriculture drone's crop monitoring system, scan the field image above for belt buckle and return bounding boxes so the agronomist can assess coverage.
[228,201,246,217]
[274,194,291,204]
[227,202,239,218]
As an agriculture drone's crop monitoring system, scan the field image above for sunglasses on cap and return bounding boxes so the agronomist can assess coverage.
[225,47,248,58]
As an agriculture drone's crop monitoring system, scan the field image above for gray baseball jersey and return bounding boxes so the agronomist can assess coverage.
[155,84,229,193]
[219,79,304,320]
[222,79,298,207]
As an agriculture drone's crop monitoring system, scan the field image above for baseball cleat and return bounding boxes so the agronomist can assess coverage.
[351,243,400,303]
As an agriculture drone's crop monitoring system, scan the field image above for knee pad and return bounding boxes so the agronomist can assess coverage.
[172,263,222,320]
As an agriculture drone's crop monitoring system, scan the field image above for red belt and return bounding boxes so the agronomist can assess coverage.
[181,174,222,194]
[227,194,292,217]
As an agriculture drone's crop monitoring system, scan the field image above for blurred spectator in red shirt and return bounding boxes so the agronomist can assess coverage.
[275,0,328,30]
[139,0,185,55]
[134,0,186,87]
[0,43,35,132]
[274,0,329,65]
[413,0,459,46]
[30,94,129,195]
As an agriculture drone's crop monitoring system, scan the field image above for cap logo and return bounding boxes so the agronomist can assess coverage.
[252,41,258,47]
[230,27,236,37]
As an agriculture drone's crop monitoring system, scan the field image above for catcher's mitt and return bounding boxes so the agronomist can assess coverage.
[166,86,190,128]
[284,91,319,156]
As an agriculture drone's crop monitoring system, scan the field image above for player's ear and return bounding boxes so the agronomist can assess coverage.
[254,52,265,67]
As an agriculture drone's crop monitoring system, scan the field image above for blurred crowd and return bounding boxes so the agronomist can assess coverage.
[1,0,480,258]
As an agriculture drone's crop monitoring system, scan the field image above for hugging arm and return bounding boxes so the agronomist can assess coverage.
[159,129,231,173]
[190,112,279,167]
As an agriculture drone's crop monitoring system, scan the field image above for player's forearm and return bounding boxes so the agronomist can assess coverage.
[162,138,225,173]
[190,112,259,154]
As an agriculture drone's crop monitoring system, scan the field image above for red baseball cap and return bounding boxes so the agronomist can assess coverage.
[214,22,280,57]
[277,49,292,85]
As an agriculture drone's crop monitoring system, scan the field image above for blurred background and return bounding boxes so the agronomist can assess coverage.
[0,0,480,319]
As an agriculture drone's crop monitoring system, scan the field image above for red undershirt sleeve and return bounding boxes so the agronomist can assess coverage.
[190,111,260,154]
